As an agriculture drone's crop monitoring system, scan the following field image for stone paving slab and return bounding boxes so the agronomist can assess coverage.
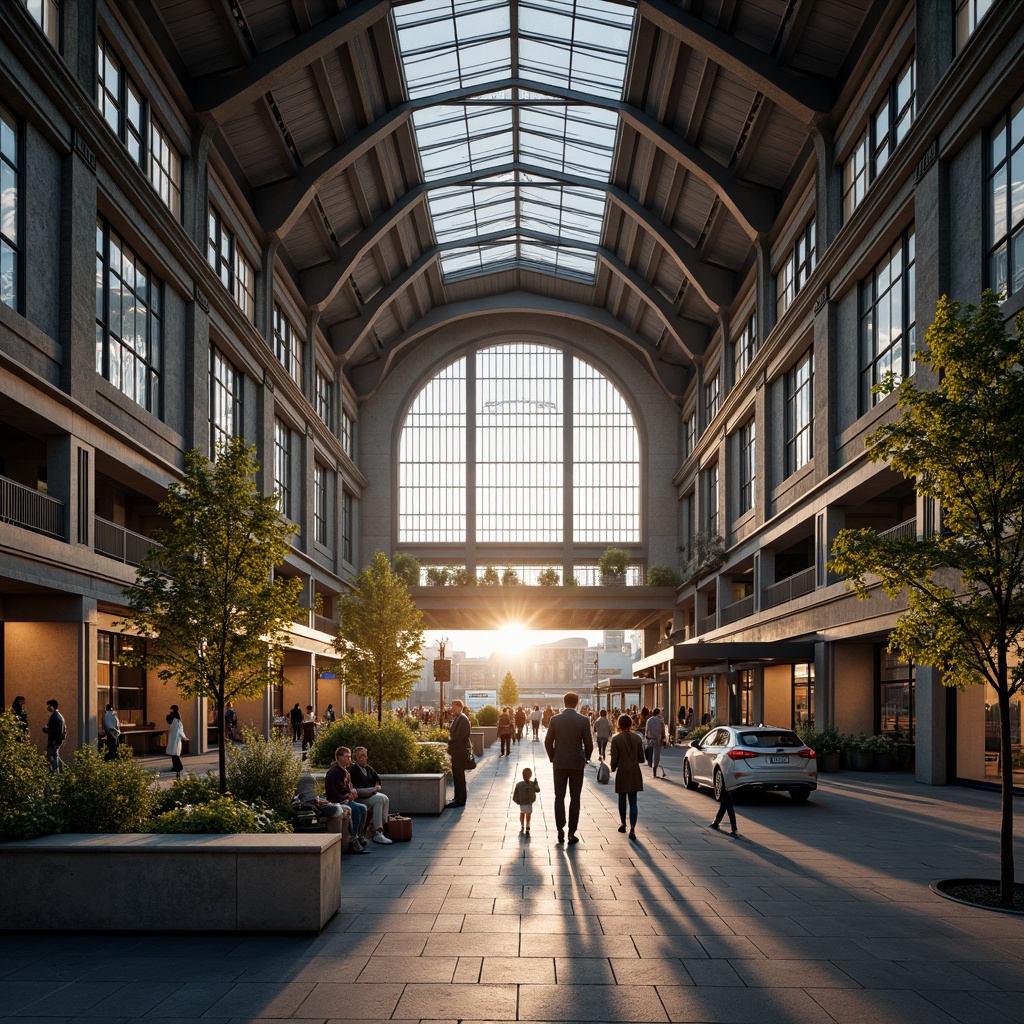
[4,741,1024,1023]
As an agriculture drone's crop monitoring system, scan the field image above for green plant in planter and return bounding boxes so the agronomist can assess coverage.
[0,709,62,840]
[391,552,422,586]
[598,546,630,583]
[685,723,712,744]
[537,567,560,586]
[502,567,521,585]
[415,742,452,773]
[646,564,679,586]
[450,567,475,586]
[226,727,302,817]
[480,566,501,586]
[425,565,451,586]
[309,712,419,772]
[867,733,898,756]
[815,727,843,756]
[474,704,500,727]
[58,744,156,834]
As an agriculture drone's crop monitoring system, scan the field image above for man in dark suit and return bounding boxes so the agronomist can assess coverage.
[446,699,472,807]
[544,691,594,844]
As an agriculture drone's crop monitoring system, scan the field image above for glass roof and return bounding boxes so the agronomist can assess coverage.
[393,0,636,284]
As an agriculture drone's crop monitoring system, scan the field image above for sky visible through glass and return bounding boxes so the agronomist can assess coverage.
[393,0,636,283]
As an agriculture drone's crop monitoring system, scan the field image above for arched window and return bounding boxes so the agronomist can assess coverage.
[398,343,640,557]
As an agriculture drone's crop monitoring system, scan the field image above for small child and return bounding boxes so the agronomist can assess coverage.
[512,767,540,834]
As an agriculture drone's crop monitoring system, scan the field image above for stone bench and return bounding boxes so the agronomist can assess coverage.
[0,833,341,933]
[307,770,449,816]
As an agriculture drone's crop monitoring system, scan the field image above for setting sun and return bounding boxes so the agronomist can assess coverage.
[497,622,531,649]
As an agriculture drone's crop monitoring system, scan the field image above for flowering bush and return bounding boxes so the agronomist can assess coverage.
[150,795,291,834]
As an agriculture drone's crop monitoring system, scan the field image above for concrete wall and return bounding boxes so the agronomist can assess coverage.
[833,644,875,737]
[762,665,792,728]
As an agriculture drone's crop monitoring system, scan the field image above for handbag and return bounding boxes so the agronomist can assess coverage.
[465,746,477,770]
[383,813,412,841]
[636,736,646,763]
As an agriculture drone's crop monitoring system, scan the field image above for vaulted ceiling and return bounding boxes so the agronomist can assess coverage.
[147,0,885,403]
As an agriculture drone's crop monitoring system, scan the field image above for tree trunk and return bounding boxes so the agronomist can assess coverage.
[997,682,1015,905]
[216,692,227,795]
[377,671,383,725]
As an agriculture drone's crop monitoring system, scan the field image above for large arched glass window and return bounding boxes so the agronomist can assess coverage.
[398,343,640,552]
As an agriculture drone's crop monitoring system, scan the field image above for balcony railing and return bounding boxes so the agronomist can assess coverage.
[698,611,717,635]
[762,565,816,610]
[94,516,160,566]
[720,593,755,625]
[314,613,339,635]
[879,518,917,542]
[0,474,64,539]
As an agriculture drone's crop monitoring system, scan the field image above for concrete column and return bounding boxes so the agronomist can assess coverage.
[65,0,97,95]
[812,126,840,253]
[815,506,845,588]
[58,133,98,402]
[915,0,954,109]
[257,240,281,349]
[753,367,768,524]
[46,434,94,548]
[914,153,949,391]
[753,547,774,612]
[915,665,947,784]
[256,377,276,498]
[814,640,831,730]
[755,236,774,338]
[185,123,215,251]
[813,294,838,482]
[300,424,315,554]
[77,598,98,748]
[184,293,211,454]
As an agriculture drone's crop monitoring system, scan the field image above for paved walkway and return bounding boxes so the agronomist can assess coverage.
[4,737,1024,1023]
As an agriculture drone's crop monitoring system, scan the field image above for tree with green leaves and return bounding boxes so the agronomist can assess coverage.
[498,670,519,708]
[334,551,425,724]
[121,438,304,794]
[829,291,1024,907]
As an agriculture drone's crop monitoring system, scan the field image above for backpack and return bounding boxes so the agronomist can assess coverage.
[596,759,610,784]
[511,783,523,804]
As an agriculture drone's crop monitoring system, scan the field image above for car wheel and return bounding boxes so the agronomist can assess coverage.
[790,789,811,803]
[683,760,698,791]
[713,768,724,801]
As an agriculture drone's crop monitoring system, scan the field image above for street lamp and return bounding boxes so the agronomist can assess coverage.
[433,637,450,723]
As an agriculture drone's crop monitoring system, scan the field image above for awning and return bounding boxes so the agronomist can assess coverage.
[631,641,817,678]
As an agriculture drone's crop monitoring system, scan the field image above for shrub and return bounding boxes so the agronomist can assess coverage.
[867,733,898,756]
[225,727,302,816]
[474,704,499,727]
[646,564,679,587]
[150,795,291,834]
[0,710,62,840]
[537,567,560,586]
[417,725,452,743]
[309,712,419,772]
[415,742,452,773]
[480,566,500,586]
[391,551,421,586]
[451,567,475,586]
[59,744,155,833]
[685,723,712,744]
[501,568,520,585]
[152,771,220,816]
[598,546,630,581]
[425,565,451,585]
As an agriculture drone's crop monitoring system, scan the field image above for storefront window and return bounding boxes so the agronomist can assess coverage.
[878,648,915,741]
[739,669,754,725]
[792,662,814,729]
[700,674,717,725]
[97,630,146,724]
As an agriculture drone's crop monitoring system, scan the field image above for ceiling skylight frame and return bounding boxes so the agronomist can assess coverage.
[394,0,636,285]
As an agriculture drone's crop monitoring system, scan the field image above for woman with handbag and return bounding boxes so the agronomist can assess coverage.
[166,705,187,780]
[609,714,644,841]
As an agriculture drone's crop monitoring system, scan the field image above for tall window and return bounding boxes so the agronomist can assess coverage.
[860,229,916,411]
[0,106,19,312]
[97,35,145,168]
[793,663,815,730]
[274,418,291,519]
[777,219,816,317]
[313,463,328,546]
[341,410,354,457]
[704,374,720,425]
[733,312,757,382]
[398,343,640,548]
[785,349,814,476]
[149,118,182,221]
[684,411,696,458]
[208,206,233,290]
[235,251,255,322]
[739,670,754,725]
[209,345,241,453]
[95,218,161,414]
[703,462,719,535]
[956,0,994,53]
[681,491,695,563]
[25,0,60,48]
[315,369,334,430]
[97,631,146,725]
[273,303,303,384]
[738,418,755,515]
[342,490,353,564]
[988,90,1024,299]
[879,648,915,741]
[872,58,915,179]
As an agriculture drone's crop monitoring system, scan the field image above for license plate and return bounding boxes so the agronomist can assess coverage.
[769,755,789,764]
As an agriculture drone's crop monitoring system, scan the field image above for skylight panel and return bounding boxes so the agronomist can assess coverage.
[394,0,635,284]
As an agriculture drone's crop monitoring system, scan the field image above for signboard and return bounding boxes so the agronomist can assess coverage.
[464,690,495,710]
[433,658,451,682]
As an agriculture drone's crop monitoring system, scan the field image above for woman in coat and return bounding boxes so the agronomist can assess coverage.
[497,707,514,757]
[166,705,187,779]
[609,714,644,841]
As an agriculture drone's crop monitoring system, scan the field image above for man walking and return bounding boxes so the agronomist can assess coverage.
[544,691,593,844]
[42,699,66,772]
[446,699,472,808]
[101,703,121,760]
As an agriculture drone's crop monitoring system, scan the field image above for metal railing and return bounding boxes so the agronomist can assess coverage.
[0,474,64,539]
[698,611,717,635]
[879,518,917,542]
[761,565,816,610]
[720,593,754,625]
[94,516,160,566]
[314,613,338,635]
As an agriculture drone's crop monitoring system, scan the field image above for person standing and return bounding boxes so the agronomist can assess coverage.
[101,703,121,760]
[166,705,187,779]
[610,714,644,840]
[224,703,239,743]
[514,706,527,742]
[11,696,28,732]
[42,699,66,772]
[323,704,336,723]
[301,705,317,758]
[593,709,612,760]
[497,707,514,757]
[645,707,667,778]
[530,705,542,741]
[446,699,472,808]
[543,691,593,844]
[289,703,303,742]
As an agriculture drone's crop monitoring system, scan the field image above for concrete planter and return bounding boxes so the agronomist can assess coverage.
[0,833,341,932]
[476,725,498,748]
[379,772,448,815]
[469,730,484,756]
[818,751,841,773]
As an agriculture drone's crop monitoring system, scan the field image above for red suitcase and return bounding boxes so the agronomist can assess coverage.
[383,814,412,841]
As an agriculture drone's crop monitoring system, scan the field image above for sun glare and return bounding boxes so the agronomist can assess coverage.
[498,622,531,649]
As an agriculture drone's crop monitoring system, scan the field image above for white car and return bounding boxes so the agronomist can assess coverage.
[682,725,817,802]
